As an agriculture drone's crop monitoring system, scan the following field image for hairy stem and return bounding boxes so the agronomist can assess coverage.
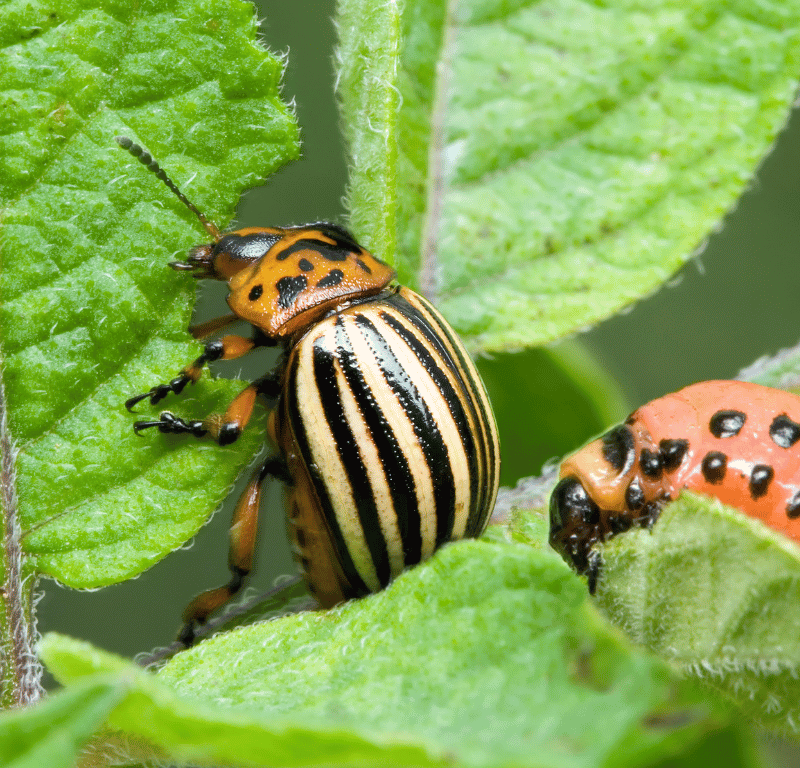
[0,364,41,707]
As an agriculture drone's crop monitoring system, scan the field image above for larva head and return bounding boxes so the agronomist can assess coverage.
[221,223,395,339]
[549,421,674,574]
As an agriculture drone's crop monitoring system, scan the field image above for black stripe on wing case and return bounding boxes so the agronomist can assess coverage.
[385,290,498,535]
[378,309,479,522]
[285,350,372,597]
[312,324,392,588]
[333,316,425,568]
[354,314,457,548]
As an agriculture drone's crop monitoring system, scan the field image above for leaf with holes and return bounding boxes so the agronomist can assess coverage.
[0,0,299,593]
[337,0,800,352]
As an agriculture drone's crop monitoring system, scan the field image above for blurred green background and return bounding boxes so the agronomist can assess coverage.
[38,0,800,669]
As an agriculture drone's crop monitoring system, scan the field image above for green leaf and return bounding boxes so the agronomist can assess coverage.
[592,492,800,737]
[44,539,760,768]
[737,340,800,391]
[0,0,299,587]
[335,0,401,265]
[0,678,125,768]
[337,0,800,352]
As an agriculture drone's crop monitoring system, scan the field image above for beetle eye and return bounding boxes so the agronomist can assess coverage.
[215,232,280,262]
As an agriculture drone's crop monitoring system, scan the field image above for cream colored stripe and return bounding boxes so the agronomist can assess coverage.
[333,318,404,577]
[401,289,500,527]
[374,309,472,541]
[294,326,381,592]
[344,313,433,560]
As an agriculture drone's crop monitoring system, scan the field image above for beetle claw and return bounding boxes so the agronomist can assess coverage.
[133,411,207,438]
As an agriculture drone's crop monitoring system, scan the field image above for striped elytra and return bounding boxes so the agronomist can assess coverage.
[550,380,800,588]
[276,287,498,607]
[117,137,500,645]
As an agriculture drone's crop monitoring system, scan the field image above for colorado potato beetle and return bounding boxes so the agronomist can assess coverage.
[550,380,800,589]
[116,137,500,645]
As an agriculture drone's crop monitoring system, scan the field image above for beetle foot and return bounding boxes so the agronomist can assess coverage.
[133,411,207,438]
[126,374,191,410]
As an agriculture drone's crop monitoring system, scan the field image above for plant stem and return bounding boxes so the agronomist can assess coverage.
[0,367,41,707]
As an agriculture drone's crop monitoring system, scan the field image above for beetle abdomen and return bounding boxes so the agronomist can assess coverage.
[282,287,500,604]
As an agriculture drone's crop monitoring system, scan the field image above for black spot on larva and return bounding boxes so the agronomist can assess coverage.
[356,258,372,274]
[701,451,727,484]
[601,425,635,473]
[248,284,263,301]
[749,464,774,500]
[316,269,345,290]
[276,275,308,309]
[625,480,645,511]
[298,258,314,272]
[770,414,800,449]
[709,409,746,438]
[640,448,663,478]
[659,439,689,472]
[786,490,800,519]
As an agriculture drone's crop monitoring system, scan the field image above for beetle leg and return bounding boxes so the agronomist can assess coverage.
[189,313,240,340]
[133,411,207,437]
[203,382,260,445]
[586,550,602,595]
[133,379,260,444]
[178,456,291,646]
[126,335,258,411]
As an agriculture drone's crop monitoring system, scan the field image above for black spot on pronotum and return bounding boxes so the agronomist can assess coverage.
[248,284,263,301]
[298,258,314,272]
[625,480,645,511]
[356,258,372,274]
[749,464,774,500]
[316,269,345,290]
[701,451,727,484]
[786,490,800,519]
[639,448,663,478]
[770,414,800,449]
[659,439,689,472]
[709,409,746,438]
[276,275,308,309]
[601,425,635,473]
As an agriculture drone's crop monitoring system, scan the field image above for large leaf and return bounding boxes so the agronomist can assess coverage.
[337,0,800,352]
[0,0,299,588]
[41,538,760,768]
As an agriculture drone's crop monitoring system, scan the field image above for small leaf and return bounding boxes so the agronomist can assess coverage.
[737,339,800,391]
[0,678,125,768]
[42,540,757,768]
[337,0,800,352]
[0,0,299,587]
[592,492,800,736]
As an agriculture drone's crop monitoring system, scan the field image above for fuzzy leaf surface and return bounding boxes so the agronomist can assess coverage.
[591,493,800,737]
[0,0,299,587]
[337,0,800,352]
[42,539,758,768]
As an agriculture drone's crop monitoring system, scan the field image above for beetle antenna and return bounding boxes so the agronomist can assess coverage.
[115,136,221,241]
